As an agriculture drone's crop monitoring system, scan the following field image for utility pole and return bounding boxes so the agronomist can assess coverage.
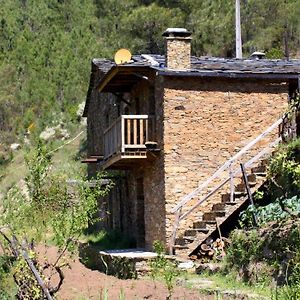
[235,0,242,59]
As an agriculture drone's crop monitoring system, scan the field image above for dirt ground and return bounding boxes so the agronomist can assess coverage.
[37,246,213,300]
[57,260,213,300]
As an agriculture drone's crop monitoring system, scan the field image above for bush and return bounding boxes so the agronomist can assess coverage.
[226,229,262,272]
[240,196,300,227]
[267,138,300,200]
[149,241,179,300]
[226,221,300,288]
[0,255,16,298]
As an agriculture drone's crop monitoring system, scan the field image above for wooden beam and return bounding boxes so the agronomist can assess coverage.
[97,67,119,93]
[112,92,131,106]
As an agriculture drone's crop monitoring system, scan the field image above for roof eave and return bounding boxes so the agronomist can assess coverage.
[83,64,153,117]
[157,69,300,80]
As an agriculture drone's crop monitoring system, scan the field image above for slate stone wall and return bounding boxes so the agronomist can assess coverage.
[162,77,288,242]
[86,70,289,250]
[165,37,191,70]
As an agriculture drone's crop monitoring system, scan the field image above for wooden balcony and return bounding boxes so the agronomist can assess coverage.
[102,115,155,169]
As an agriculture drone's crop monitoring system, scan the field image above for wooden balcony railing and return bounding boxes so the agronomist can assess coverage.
[103,115,152,159]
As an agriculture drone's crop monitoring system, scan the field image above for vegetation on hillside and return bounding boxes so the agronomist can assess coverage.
[0,0,300,150]
[225,132,300,298]
[0,141,113,297]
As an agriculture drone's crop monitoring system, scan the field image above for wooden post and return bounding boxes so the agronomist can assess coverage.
[133,119,137,145]
[113,122,117,155]
[240,163,258,226]
[127,118,131,145]
[169,208,182,255]
[145,117,149,142]
[139,119,143,144]
[229,162,234,202]
[121,116,125,153]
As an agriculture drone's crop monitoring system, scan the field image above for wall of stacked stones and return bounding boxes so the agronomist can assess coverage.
[165,37,191,70]
[162,76,288,242]
[86,74,167,249]
[141,75,166,249]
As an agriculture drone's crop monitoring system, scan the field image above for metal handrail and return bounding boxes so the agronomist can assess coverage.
[169,117,284,253]
[171,117,283,214]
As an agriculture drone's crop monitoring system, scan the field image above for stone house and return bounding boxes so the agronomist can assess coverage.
[83,28,300,256]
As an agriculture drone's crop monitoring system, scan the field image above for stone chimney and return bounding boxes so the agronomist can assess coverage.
[162,28,192,70]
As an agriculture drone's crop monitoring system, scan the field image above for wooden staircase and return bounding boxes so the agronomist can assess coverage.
[169,117,284,258]
[174,161,268,258]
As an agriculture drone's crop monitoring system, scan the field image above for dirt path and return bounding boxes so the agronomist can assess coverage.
[38,246,213,300]
[57,261,211,300]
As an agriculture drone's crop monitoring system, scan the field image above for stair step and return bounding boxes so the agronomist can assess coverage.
[185,228,209,236]
[203,219,216,224]
[184,229,197,237]
[248,181,257,187]
[260,159,269,166]
[247,173,256,182]
[205,224,217,230]
[193,221,207,229]
[235,183,246,192]
[222,194,237,205]
[183,236,195,242]
[203,212,215,221]
[175,237,191,246]
[251,165,266,174]
[255,172,267,177]
[223,201,238,206]
[173,244,189,250]
[212,203,225,211]
[246,174,257,186]
[234,191,246,197]
[221,193,236,203]
[215,210,226,217]
[174,249,190,257]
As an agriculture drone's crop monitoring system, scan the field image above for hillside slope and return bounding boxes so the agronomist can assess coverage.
[0,0,299,152]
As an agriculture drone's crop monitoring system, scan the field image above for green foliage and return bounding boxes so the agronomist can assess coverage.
[149,240,179,299]
[0,141,113,296]
[1,141,113,249]
[0,255,16,299]
[13,253,43,300]
[0,0,102,144]
[240,196,300,227]
[266,48,285,59]
[267,138,300,199]
[241,138,300,228]
[226,230,262,271]
[1,0,300,148]
[271,285,300,300]
[271,248,300,299]
[85,230,136,250]
[226,221,300,294]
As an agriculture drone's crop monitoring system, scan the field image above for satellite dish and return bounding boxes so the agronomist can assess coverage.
[114,48,132,65]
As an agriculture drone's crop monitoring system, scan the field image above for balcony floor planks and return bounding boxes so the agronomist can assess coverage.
[101,151,148,170]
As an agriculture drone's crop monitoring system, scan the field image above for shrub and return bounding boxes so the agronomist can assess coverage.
[226,229,262,272]
[149,241,179,300]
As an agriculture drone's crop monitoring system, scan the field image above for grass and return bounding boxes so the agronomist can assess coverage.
[83,230,136,250]
[0,128,86,199]
[183,271,271,299]
[0,149,27,196]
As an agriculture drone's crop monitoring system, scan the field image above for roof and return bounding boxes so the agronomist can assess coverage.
[83,55,300,116]
[95,55,300,75]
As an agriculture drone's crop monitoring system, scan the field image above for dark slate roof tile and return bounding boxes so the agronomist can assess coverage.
[91,55,300,76]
